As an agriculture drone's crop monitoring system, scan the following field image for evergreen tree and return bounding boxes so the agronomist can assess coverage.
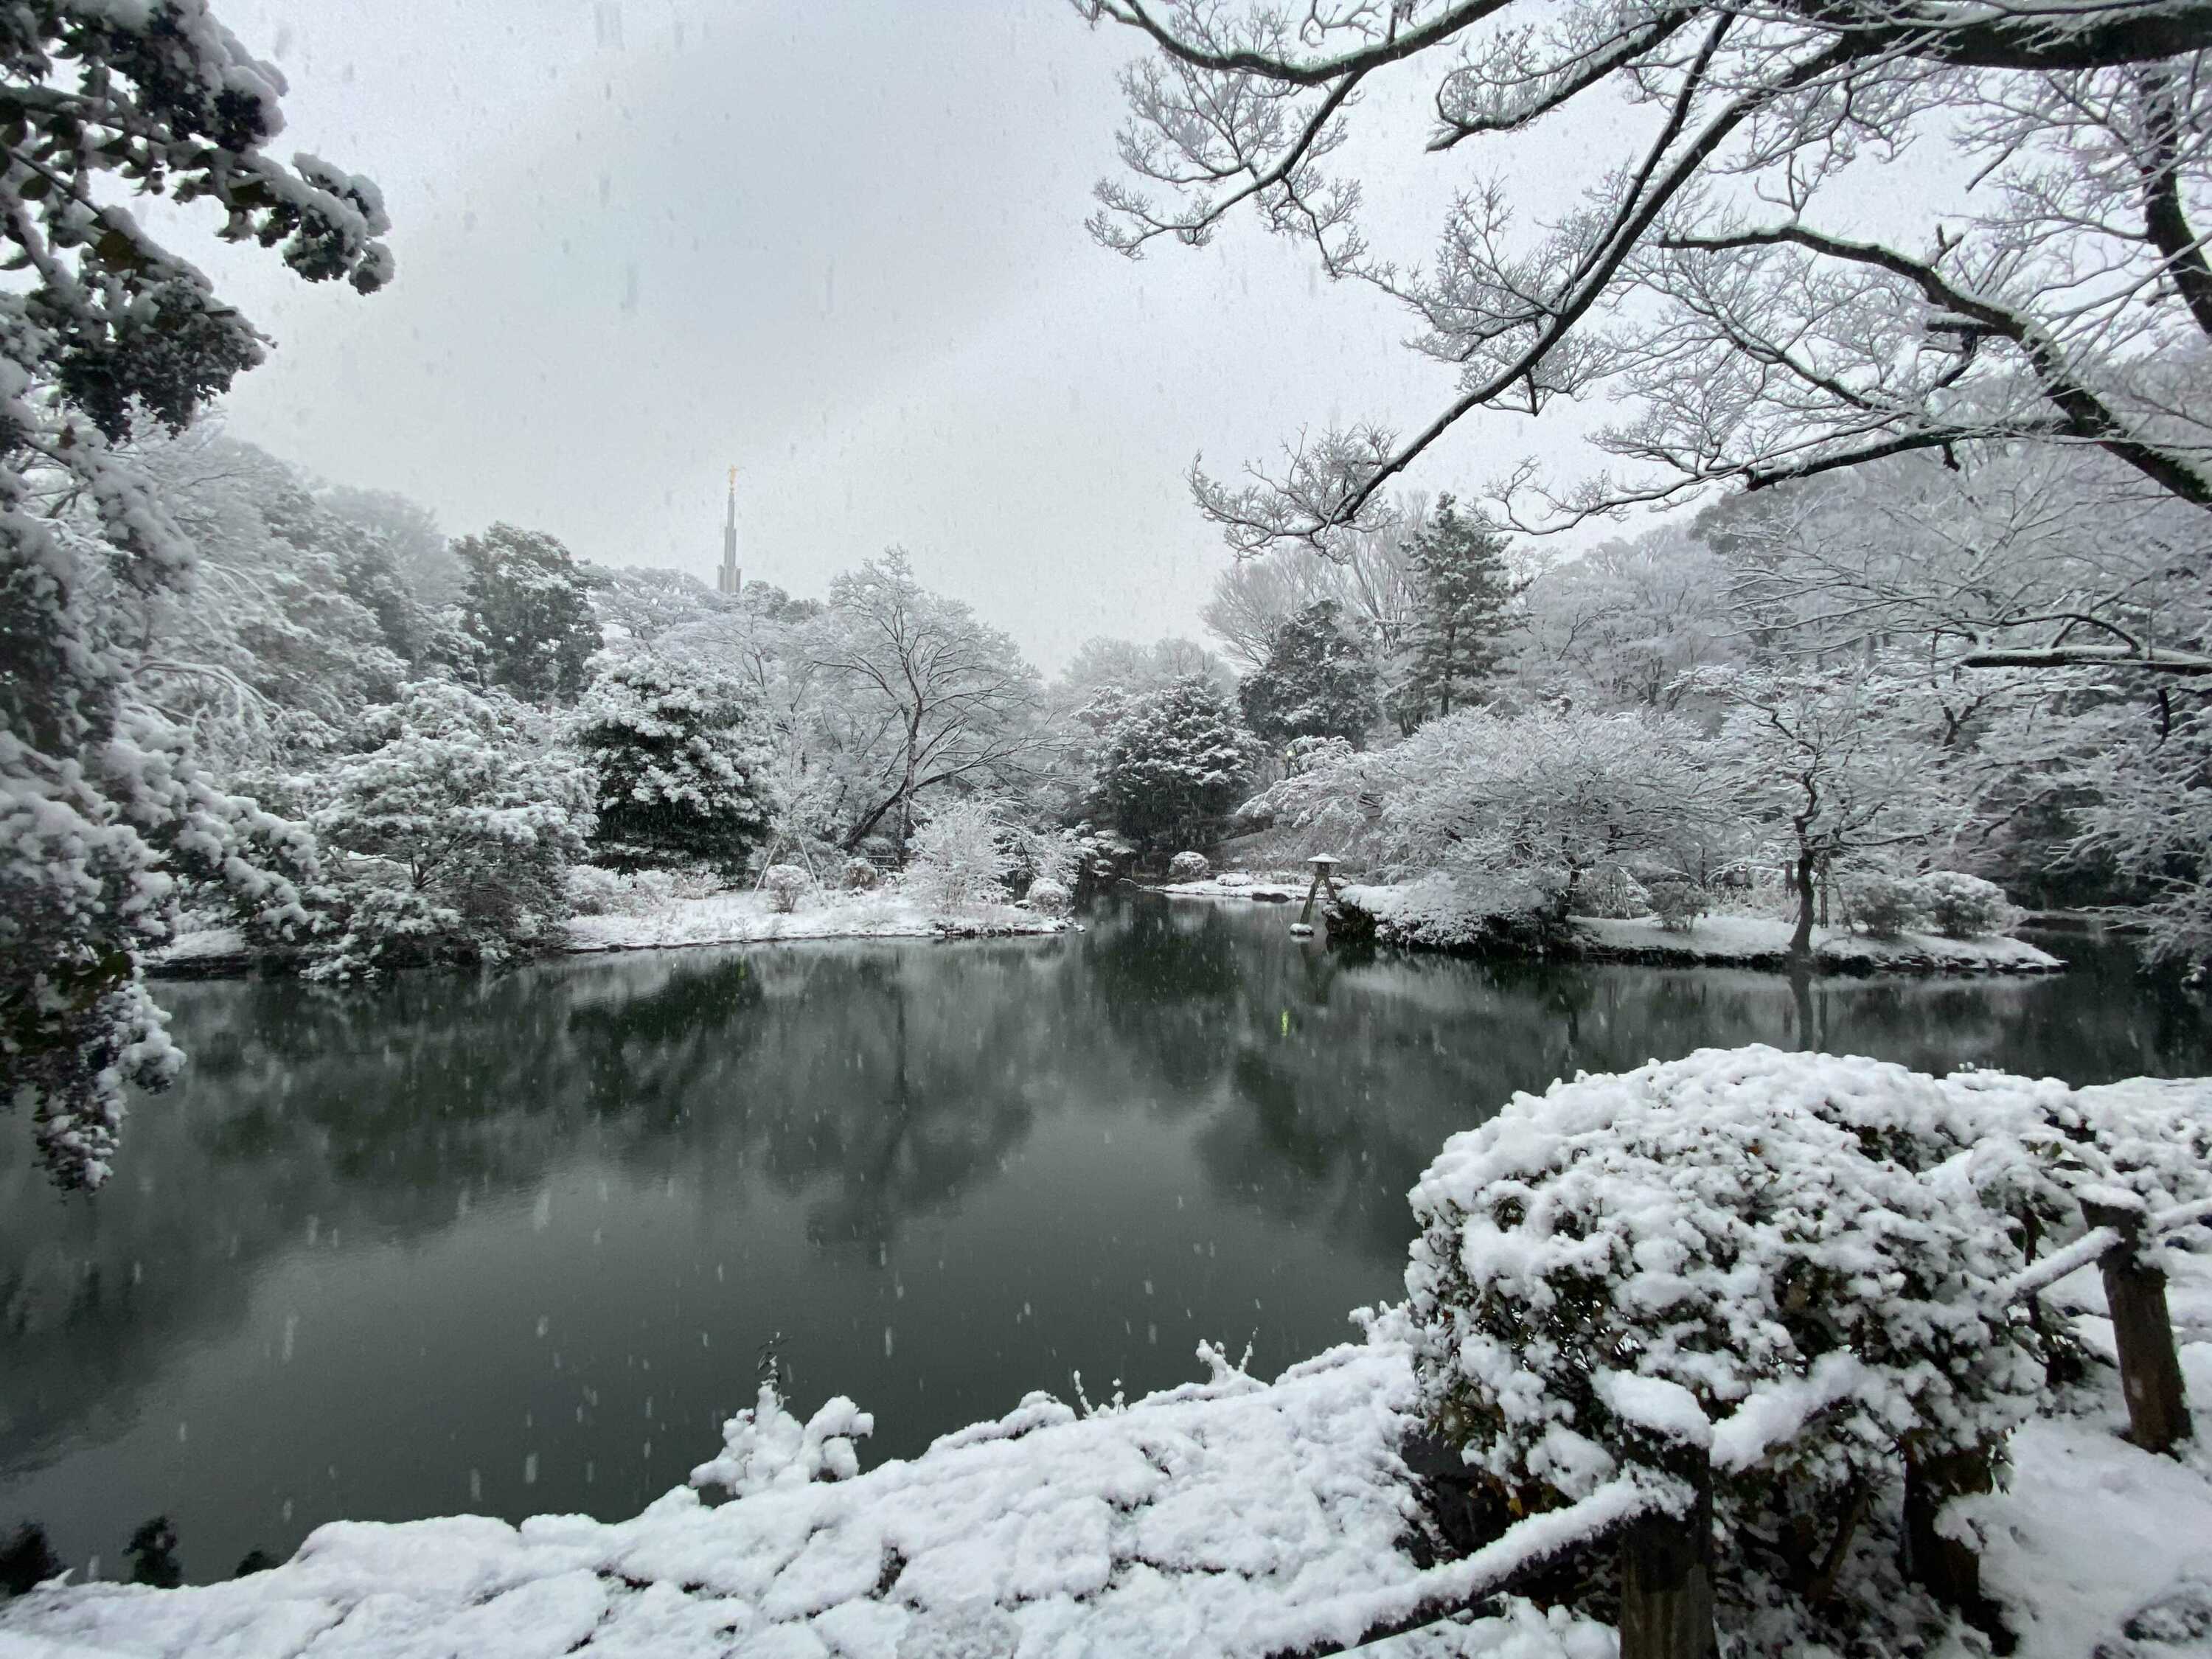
[576,653,780,874]
[453,524,602,704]
[1402,496,1516,723]
[1096,676,1261,852]
[1237,599,1380,749]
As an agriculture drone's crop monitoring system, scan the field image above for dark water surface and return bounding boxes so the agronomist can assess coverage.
[6,898,2210,1583]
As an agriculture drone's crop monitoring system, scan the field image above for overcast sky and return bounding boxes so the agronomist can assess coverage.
[193,1,1636,670]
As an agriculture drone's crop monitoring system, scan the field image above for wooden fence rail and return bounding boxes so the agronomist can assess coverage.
[1263,1197,2207,1659]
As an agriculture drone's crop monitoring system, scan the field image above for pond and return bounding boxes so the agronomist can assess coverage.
[5,897,2211,1585]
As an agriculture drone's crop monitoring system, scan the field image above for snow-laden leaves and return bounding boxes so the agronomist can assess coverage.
[1387,1044,2211,1545]
[574,650,779,876]
[0,1,387,1184]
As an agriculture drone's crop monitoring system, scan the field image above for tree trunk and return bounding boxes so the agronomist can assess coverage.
[1788,852,1818,958]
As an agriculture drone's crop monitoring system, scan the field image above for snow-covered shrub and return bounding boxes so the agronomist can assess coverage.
[1646,877,1705,933]
[1914,871,2015,939]
[906,798,1016,913]
[300,682,589,979]
[566,863,630,917]
[839,856,881,891]
[1168,851,1211,882]
[1218,871,1254,889]
[1284,734,1355,776]
[1575,865,1651,919]
[762,864,812,913]
[689,1380,872,1499]
[1394,1048,2046,1568]
[1025,877,1072,917]
[1849,874,1924,939]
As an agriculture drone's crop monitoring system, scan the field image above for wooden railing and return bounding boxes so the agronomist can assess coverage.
[1262,1196,2208,1659]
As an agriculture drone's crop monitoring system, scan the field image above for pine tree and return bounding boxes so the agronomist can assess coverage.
[1096,677,1261,852]
[1403,495,1516,723]
[453,524,602,705]
[1237,599,1381,748]
[576,653,780,874]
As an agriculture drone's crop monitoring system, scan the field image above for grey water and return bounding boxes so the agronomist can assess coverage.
[4,897,2208,1585]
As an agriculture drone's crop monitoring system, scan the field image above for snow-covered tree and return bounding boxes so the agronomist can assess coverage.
[574,650,779,876]
[586,564,732,649]
[0,4,389,1185]
[1709,667,1975,955]
[1255,704,1725,917]
[1237,598,1381,748]
[804,550,1047,855]
[905,796,1018,913]
[453,524,602,705]
[2071,695,2212,966]
[1079,1,2212,594]
[1517,526,1738,714]
[1095,675,1263,852]
[1200,495,1425,669]
[1401,496,1516,725]
[302,682,589,978]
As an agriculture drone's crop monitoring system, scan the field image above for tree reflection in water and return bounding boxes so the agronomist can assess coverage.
[2,900,2205,1583]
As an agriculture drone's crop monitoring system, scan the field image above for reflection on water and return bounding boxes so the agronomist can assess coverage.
[2,900,2205,1582]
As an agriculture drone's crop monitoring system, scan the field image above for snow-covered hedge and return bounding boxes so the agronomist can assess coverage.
[1392,1048,2051,1549]
[1168,851,1211,881]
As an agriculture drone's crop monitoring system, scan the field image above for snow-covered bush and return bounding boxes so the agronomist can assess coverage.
[1646,878,1705,933]
[1914,871,2015,939]
[1849,874,1924,939]
[300,682,589,978]
[762,864,812,914]
[906,798,1016,913]
[1025,877,1072,917]
[840,856,881,891]
[1393,1048,2048,1575]
[1575,865,1650,919]
[1168,851,1211,882]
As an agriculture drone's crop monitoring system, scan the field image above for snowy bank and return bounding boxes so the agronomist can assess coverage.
[562,888,1074,953]
[0,1342,1603,1659]
[1333,879,2062,973]
[1157,874,1305,902]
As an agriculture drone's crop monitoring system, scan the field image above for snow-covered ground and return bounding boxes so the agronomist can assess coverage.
[566,888,1074,953]
[1158,874,1307,902]
[1576,912,2064,972]
[1335,878,2062,973]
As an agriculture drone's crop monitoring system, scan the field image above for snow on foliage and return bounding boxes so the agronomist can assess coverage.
[0,2,389,1185]
[1388,1044,2212,1593]
[1259,706,1718,919]
[1915,870,2017,939]
[298,682,588,978]
[453,524,602,706]
[1168,850,1211,881]
[905,796,1017,914]
[1024,877,1073,917]
[574,650,779,876]
[761,863,812,914]
[1095,675,1261,852]
[690,1380,874,1499]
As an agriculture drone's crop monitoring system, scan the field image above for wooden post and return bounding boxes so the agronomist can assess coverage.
[1618,1461,1717,1659]
[2083,1195,2193,1454]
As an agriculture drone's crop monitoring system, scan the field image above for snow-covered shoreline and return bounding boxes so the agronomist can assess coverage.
[149,892,1075,978]
[563,889,1075,953]
[1332,878,2065,975]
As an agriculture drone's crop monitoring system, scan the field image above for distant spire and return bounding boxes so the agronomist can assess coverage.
[717,465,741,597]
